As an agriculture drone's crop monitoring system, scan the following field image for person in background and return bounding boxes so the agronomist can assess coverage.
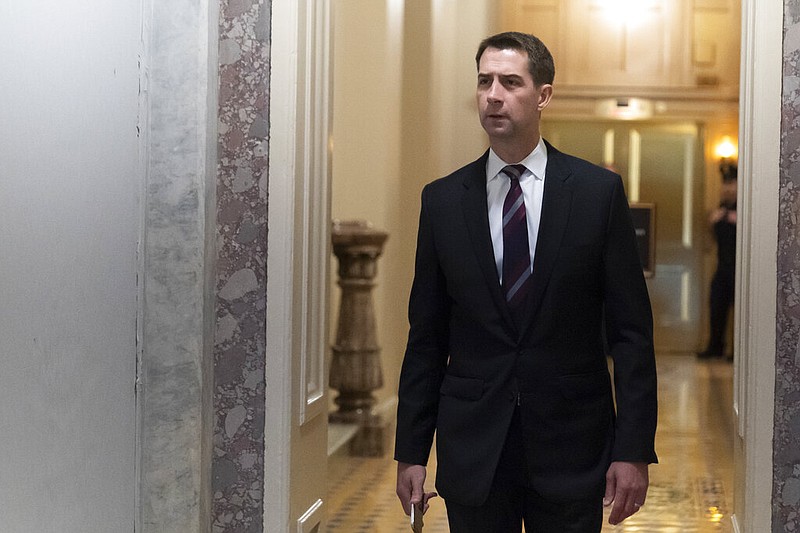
[698,165,737,360]
[394,31,658,533]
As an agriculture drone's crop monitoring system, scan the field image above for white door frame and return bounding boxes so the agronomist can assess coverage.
[267,0,784,531]
[732,0,781,531]
[266,0,332,531]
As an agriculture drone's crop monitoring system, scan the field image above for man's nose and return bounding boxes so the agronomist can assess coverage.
[486,81,502,103]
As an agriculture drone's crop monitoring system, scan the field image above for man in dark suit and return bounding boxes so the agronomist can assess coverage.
[394,32,658,532]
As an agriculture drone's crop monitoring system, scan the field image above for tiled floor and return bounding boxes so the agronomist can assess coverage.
[327,353,734,532]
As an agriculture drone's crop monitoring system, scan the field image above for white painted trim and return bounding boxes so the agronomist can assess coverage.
[297,0,331,427]
[735,0,781,530]
[265,0,299,529]
[296,499,324,533]
[731,514,741,533]
[267,0,332,530]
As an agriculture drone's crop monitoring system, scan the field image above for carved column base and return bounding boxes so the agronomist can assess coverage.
[328,392,376,425]
[348,396,397,457]
[328,220,389,457]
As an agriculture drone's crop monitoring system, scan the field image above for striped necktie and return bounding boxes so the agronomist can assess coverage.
[501,164,532,317]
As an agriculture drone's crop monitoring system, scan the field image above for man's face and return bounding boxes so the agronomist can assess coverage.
[476,47,552,145]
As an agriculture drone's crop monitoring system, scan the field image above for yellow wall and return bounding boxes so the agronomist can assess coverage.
[331,0,405,406]
[331,0,493,406]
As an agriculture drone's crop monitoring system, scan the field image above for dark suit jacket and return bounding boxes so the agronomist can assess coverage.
[394,141,658,507]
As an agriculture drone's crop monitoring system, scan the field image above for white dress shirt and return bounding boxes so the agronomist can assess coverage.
[486,138,547,283]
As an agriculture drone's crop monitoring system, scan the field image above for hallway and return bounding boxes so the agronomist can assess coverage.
[327,353,734,532]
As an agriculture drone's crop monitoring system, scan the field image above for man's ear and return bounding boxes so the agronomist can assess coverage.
[537,84,553,111]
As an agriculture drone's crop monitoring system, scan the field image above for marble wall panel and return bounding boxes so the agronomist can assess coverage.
[139,0,218,531]
[776,3,800,531]
[212,0,270,531]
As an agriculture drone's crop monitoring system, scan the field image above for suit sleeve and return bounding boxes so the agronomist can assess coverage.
[394,185,451,466]
[602,177,659,464]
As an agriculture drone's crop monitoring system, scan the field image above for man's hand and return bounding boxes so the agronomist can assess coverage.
[603,461,649,525]
[709,207,727,224]
[396,462,439,515]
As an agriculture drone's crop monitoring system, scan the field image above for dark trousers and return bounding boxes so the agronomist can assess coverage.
[706,270,735,355]
[444,409,603,533]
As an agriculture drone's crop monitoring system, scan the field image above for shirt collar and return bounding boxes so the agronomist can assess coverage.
[487,138,547,183]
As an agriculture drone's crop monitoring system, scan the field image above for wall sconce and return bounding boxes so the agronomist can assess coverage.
[714,136,738,181]
[714,136,737,160]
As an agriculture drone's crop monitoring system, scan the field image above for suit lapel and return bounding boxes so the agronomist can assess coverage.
[518,142,574,337]
[460,152,517,330]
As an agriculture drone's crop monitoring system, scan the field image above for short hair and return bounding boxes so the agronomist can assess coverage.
[475,32,555,86]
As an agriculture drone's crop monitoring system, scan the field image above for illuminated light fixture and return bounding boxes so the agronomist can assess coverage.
[714,136,737,160]
[595,97,654,120]
[600,0,657,27]
[715,136,738,182]
[707,506,725,523]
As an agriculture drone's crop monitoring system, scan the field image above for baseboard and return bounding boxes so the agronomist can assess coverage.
[327,422,360,457]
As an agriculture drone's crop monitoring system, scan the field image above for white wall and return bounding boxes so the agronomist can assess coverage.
[0,1,140,530]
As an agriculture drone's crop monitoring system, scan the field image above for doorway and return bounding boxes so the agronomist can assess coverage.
[544,120,706,353]
[267,0,784,531]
